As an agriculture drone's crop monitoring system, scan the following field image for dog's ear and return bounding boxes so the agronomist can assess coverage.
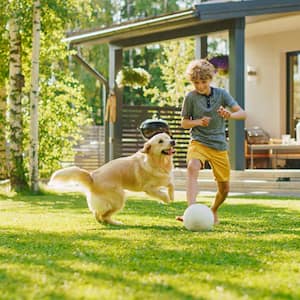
[141,142,151,153]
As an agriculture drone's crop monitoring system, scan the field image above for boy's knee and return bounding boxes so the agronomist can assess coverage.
[221,189,229,198]
[218,182,230,196]
[187,159,202,175]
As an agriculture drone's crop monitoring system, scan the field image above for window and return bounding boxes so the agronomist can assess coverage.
[287,51,300,137]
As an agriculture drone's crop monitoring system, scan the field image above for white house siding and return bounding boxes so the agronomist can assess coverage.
[245,14,300,139]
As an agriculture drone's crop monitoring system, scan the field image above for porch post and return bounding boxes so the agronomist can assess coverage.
[107,45,123,161]
[195,36,208,59]
[228,17,246,170]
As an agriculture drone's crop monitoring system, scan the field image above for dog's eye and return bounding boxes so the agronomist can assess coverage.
[159,139,163,143]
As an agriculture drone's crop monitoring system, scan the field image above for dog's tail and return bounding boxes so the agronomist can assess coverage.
[48,166,93,193]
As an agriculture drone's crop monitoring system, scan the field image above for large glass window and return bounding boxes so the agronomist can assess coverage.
[287,51,300,136]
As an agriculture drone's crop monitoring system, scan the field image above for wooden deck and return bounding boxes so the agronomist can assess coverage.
[173,169,300,196]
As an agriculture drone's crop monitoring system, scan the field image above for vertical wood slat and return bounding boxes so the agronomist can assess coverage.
[121,105,189,168]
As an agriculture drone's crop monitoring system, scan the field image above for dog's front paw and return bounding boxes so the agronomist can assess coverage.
[104,219,123,226]
[162,196,172,204]
[167,194,174,203]
[168,185,174,202]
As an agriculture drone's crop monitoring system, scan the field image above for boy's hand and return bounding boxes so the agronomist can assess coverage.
[199,116,211,127]
[217,106,231,119]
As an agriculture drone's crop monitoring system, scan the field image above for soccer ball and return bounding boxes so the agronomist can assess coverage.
[183,204,214,231]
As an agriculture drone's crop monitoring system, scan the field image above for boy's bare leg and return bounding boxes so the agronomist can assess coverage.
[186,159,202,205]
[176,159,202,221]
[211,181,229,224]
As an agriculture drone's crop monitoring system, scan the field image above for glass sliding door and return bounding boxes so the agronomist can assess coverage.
[287,51,300,137]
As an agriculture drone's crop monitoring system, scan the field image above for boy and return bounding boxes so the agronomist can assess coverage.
[177,59,246,224]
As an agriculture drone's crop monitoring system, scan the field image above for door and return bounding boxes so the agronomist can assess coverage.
[287,51,300,137]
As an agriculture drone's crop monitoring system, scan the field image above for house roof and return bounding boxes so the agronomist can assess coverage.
[64,9,199,47]
[64,0,300,48]
[194,0,300,20]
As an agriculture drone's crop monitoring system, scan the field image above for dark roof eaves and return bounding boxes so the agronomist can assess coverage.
[195,0,300,21]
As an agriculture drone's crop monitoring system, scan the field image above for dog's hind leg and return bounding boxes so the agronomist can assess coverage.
[102,210,123,225]
[94,211,104,223]
[96,190,125,225]
[93,209,122,225]
[93,208,121,225]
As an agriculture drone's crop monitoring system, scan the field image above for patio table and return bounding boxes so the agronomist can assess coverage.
[249,143,300,169]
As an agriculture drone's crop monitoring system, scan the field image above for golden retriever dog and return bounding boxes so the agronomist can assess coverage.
[49,133,175,225]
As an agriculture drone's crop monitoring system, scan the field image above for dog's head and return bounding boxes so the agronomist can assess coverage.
[141,132,176,156]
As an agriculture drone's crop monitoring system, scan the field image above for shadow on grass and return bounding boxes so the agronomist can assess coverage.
[219,202,300,235]
[0,192,88,211]
[1,216,299,299]
[1,192,299,236]
[121,199,300,234]
[1,192,300,299]
[208,277,297,300]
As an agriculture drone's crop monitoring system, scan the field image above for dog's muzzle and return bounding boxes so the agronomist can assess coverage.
[162,139,176,155]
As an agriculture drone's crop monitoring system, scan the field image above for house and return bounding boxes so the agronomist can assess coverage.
[64,0,300,170]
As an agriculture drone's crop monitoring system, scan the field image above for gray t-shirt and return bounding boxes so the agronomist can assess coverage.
[181,87,238,151]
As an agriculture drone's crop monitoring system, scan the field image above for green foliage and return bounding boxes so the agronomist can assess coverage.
[64,0,115,125]
[71,44,110,124]
[141,37,231,106]
[118,1,189,106]
[143,39,195,107]
[122,47,161,105]
[22,0,93,178]
[0,3,9,87]
[119,0,184,20]
[116,67,151,89]
[1,0,232,181]
[22,74,92,178]
[1,0,94,180]
[0,193,299,299]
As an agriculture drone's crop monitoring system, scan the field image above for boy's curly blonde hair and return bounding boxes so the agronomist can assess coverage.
[185,59,215,81]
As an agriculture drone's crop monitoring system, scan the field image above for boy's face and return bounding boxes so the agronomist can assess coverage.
[192,79,212,95]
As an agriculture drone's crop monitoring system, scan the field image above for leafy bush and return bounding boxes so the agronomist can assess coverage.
[116,67,151,89]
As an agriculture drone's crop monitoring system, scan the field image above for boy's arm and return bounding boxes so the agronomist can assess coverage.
[181,116,211,129]
[217,105,246,120]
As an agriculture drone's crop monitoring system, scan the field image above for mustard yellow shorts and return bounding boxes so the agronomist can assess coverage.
[187,140,230,182]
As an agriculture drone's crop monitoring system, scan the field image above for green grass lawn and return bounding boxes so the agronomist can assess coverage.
[0,190,299,300]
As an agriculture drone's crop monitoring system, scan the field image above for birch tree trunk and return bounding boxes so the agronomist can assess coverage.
[8,17,28,191]
[0,87,8,179]
[29,0,41,192]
